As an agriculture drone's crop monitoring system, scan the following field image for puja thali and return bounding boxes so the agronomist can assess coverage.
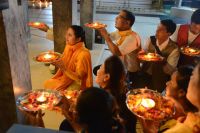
[28,22,45,28]
[137,53,164,62]
[33,51,61,63]
[85,22,107,29]
[16,89,62,111]
[180,46,200,57]
[126,88,175,121]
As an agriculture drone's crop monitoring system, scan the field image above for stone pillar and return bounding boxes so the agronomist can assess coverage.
[52,0,77,53]
[0,0,32,132]
[72,0,78,25]
[175,0,182,7]
[80,0,95,50]
[18,0,30,42]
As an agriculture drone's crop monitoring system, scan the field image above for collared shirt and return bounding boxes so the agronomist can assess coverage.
[170,25,199,44]
[109,30,141,72]
[144,38,180,68]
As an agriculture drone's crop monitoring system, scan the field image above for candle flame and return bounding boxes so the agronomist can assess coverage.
[37,94,47,102]
[34,22,40,26]
[39,1,42,7]
[93,22,98,26]
[188,48,196,53]
[146,53,153,58]
[44,53,52,59]
[141,98,155,108]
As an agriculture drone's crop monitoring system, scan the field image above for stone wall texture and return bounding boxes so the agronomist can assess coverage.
[0,0,32,132]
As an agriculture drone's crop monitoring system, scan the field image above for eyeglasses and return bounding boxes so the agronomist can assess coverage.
[116,15,128,20]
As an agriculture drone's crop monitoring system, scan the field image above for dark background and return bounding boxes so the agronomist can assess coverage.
[0,0,9,10]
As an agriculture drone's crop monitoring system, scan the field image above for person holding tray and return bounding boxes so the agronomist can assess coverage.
[141,19,179,92]
[140,65,198,133]
[95,10,141,89]
[163,63,200,133]
[44,25,93,91]
[170,9,200,67]
[95,55,137,133]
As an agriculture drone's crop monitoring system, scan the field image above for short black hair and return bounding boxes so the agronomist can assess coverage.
[76,87,113,133]
[122,10,135,27]
[191,9,200,24]
[161,19,176,35]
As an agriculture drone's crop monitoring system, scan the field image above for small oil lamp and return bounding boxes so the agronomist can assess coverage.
[66,94,72,99]
[93,22,98,27]
[45,1,48,8]
[34,22,41,26]
[43,53,53,60]
[146,53,153,59]
[36,93,47,103]
[39,1,42,8]
[188,48,196,53]
[141,98,155,109]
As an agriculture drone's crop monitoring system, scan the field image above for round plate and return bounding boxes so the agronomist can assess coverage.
[28,22,45,28]
[126,88,175,121]
[16,89,62,111]
[137,53,164,62]
[180,46,200,57]
[33,51,61,63]
[85,22,107,29]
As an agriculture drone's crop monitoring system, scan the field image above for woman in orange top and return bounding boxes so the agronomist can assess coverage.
[44,25,93,91]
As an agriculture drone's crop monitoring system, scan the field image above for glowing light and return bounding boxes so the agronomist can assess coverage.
[34,22,40,26]
[44,54,52,59]
[188,48,196,53]
[146,53,154,58]
[36,93,47,103]
[141,98,155,108]
[93,22,98,27]
[39,1,42,7]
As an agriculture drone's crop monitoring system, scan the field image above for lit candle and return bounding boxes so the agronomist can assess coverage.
[66,95,71,99]
[45,1,48,7]
[141,98,155,108]
[36,94,47,103]
[39,1,42,7]
[93,22,98,27]
[188,48,196,53]
[146,53,153,58]
[44,53,52,59]
[34,22,40,26]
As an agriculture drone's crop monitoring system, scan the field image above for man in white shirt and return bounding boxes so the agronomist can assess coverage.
[97,10,141,89]
[170,9,200,66]
[141,19,179,92]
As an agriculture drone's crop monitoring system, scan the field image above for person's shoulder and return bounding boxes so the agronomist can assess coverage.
[169,39,178,48]
[79,47,91,56]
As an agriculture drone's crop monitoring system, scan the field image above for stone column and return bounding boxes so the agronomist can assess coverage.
[19,0,31,42]
[80,0,95,50]
[52,0,77,53]
[0,0,32,132]
[174,0,182,7]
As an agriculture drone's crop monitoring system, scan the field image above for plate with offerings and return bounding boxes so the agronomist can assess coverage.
[28,22,45,28]
[137,52,164,62]
[180,46,200,57]
[126,88,175,121]
[64,90,81,102]
[85,22,107,29]
[16,89,62,111]
[33,51,61,63]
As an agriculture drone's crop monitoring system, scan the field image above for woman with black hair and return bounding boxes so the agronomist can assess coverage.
[141,65,197,133]
[60,87,117,133]
[44,25,93,91]
[95,55,137,133]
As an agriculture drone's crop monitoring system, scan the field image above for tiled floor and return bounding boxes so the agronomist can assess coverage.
[28,4,160,131]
